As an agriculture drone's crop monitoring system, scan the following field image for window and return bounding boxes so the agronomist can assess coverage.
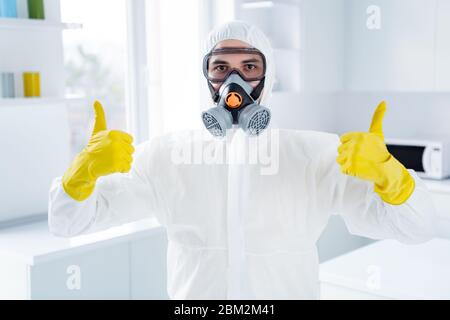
[61,0,128,156]
[61,0,206,153]
[146,0,205,136]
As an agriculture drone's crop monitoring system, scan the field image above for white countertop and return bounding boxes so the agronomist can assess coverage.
[0,218,162,265]
[319,238,450,299]
[424,179,450,193]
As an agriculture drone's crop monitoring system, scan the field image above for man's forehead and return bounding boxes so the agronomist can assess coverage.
[209,42,263,63]
[209,54,263,63]
[214,39,252,49]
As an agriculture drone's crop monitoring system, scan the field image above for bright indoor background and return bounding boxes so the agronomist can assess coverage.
[1,0,450,299]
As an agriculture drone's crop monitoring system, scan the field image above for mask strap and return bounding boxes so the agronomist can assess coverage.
[250,77,265,101]
[208,81,220,103]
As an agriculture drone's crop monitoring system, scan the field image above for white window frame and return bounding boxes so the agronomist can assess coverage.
[125,0,150,144]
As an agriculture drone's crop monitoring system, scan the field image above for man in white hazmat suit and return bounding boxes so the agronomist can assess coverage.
[48,21,437,299]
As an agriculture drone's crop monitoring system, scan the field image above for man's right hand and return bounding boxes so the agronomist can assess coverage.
[62,101,135,201]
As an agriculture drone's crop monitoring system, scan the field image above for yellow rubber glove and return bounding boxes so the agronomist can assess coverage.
[336,101,415,205]
[62,101,135,201]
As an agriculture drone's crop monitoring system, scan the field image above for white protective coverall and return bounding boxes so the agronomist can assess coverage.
[48,21,437,299]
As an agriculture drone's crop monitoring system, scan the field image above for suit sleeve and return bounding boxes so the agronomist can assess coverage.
[48,138,165,237]
[316,133,437,244]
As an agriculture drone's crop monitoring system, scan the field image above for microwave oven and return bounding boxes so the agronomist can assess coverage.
[385,138,450,180]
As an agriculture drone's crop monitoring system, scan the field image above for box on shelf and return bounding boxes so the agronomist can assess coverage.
[0,0,17,18]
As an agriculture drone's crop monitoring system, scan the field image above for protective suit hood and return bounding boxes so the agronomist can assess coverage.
[203,20,275,106]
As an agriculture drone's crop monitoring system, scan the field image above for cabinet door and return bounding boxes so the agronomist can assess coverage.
[0,257,28,300]
[429,191,450,238]
[430,191,450,218]
[320,282,388,300]
[435,0,450,91]
[129,227,168,299]
[29,243,130,300]
[346,0,436,91]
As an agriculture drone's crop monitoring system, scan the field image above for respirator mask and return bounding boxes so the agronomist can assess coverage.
[201,47,271,138]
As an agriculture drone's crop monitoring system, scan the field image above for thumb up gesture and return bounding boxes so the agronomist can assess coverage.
[336,101,415,205]
[62,101,135,201]
[86,101,135,178]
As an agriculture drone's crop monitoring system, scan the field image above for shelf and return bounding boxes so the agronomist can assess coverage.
[0,96,86,107]
[273,47,301,52]
[0,17,82,30]
[241,0,300,9]
[272,90,301,95]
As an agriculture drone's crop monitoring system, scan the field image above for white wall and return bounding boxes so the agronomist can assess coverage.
[300,0,345,92]
[270,92,337,132]
[434,0,450,91]
[331,93,450,138]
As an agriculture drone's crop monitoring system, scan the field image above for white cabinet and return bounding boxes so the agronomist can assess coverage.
[272,49,301,92]
[238,1,300,50]
[345,0,436,92]
[29,243,130,299]
[0,104,70,223]
[227,0,450,92]
[130,232,168,299]
[0,220,169,300]
[320,180,450,299]
[300,0,345,92]
[235,0,302,92]
[345,0,450,92]
[423,179,450,238]
[435,0,450,91]
[320,239,450,299]
[0,257,29,300]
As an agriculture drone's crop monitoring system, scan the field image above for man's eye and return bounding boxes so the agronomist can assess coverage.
[214,65,227,72]
[245,64,257,70]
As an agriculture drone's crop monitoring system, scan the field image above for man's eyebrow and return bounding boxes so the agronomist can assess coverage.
[210,59,229,65]
[241,58,261,64]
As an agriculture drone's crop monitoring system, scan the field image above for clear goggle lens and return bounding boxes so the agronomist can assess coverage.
[203,47,266,83]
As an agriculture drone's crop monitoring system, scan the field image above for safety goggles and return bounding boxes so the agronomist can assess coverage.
[203,47,266,83]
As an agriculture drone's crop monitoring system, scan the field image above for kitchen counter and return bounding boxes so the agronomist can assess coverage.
[0,218,161,265]
[0,218,168,299]
[319,238,450,299]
